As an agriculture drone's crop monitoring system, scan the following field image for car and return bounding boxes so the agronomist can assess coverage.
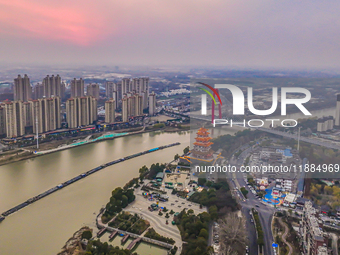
[182,202,185,204]
[178,205,181,208]
[250,219,253,223]
[188,204,192,207]
[175,200,178,202]
[255,205,259,207]
[171,203,174,205]
[246,246,249,252]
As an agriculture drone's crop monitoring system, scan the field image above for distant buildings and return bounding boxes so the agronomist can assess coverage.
[148,91,156,115]
[105,99,116,123]
[300,201,328,255]
[86,84,100,99]
[317,116,334,132]
[0,75,152,139]
[105,77,149,110]
[66,96,97,128]
[13,74,32,102]
[71,78,85,98]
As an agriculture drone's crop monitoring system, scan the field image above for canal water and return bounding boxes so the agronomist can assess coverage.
[0,107,334,254]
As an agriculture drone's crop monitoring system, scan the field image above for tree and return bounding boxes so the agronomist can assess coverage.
[81,230,92,240]
[198,178,206,186]
[240,187,248,198]
[219,213,247,255]
[183,146,190,154]
[199,228,209,239]
[209,205,218,220]
[174,154,180,161]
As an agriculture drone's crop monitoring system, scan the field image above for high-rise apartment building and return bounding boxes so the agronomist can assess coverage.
[42,75,63,98]
[30,97,61,133]
[105,99,116,123]
[122,78,131,98]
[0,106,6,136]
[86,84,100,99]
[105,81,116,98]
[148,91,156,116]
[66,96,97,128]
[116,81,123,104]
[4,101,25,138]
[122,97,128,122]
[14,74,32,102]
[112,91,118,109]
[33,83,44,99]
[71,78,85,98]
[335,94,340,126]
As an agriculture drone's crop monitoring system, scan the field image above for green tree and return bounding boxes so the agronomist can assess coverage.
[174,154,180,161]
[183,146,190,154]
[209,205,218,220]
[198,228,209,239]
[240,187,248,198]
[81,230,92,240]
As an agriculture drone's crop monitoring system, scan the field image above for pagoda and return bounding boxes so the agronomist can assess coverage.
[192,128,214,160]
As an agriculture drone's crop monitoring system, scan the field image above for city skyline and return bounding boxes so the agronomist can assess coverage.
[0,1,340,69]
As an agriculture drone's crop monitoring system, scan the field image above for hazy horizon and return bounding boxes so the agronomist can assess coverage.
[1,0,340,70]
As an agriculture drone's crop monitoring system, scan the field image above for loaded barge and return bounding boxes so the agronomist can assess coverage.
[1,142,180,218]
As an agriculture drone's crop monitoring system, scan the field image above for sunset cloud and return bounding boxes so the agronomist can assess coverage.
[0,0,340,68]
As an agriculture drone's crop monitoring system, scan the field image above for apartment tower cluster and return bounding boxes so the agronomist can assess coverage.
[105,77,156,123]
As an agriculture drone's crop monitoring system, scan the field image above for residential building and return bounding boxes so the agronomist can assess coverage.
[122,97,128,122]
[33,83,44,99]
[105,81,116,98]
[149,91,156,115]
[42,75,63,98]
[13,74,32,102]
[66,96,97,128]
[4,101,25,138]
[30,97,61,133]
[336,94,340,126]
[105,99,116,123]
[86,83,100,99]
[300,201,328,255]
[0,106,6,136]
[71,78,85,98]
[317,116,334,132]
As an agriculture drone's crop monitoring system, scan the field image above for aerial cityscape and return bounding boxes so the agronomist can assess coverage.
[1,1,340,255]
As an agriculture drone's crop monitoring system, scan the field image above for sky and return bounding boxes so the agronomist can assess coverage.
[0,0,339,69]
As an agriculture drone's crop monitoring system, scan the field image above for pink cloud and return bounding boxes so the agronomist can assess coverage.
[0,0,111,45]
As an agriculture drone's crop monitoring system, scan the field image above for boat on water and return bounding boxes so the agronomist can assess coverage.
[0,216,5,222]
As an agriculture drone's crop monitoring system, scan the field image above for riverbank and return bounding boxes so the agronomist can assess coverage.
[0,124,191,167]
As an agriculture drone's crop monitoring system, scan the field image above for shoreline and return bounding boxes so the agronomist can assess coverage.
[0,126,191,167]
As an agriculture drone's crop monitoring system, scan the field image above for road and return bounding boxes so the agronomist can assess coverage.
[227,145,275,255]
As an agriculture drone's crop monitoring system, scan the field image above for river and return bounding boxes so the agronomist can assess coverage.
[0,107,334,254]
[0,129,239,255]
